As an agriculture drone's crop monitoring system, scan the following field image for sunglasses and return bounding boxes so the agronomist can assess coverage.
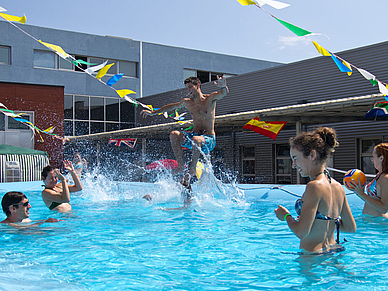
[13,201,29,207]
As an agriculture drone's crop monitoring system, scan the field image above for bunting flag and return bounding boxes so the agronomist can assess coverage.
[330,53,352,74]
[39,40,70,59]
[108,138,137,148]
[364,102,388,120]
[312,41,331,56]
[115,89,136,98]
[243,118,287,140]
[0,6,7,12]
[274,18,312,37]
[96,63,115,80]
[71,59,97,66]
[85,60,108,75]
[106,73,123,86]
[0,12,26,24]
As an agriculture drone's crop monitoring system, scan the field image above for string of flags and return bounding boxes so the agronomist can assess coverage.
[237,0,388,99]
[0,7,192,141]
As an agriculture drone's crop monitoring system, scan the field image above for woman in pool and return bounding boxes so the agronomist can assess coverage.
[275,127,356,253]
[73,151,88,177]
[41,160,83,212]
[351,143,388,217]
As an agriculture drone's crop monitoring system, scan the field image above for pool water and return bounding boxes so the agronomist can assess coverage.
[0,174,387,290]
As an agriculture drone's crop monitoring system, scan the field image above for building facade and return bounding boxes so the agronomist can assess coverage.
[0,21,281,166]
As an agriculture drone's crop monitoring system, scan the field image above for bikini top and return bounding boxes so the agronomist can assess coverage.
[366,173,382,198]
[294,169,342,243]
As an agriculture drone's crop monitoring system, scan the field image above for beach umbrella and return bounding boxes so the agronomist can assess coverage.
[364,102,388,120]
[145,159,178,170]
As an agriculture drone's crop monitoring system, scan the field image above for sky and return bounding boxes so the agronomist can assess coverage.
[1,0,388,64]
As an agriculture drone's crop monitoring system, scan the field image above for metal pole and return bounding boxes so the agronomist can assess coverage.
[295,121,302,184]
[142,138,146,168]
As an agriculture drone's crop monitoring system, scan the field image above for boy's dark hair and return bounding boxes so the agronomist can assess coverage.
[184,77,200,85]
[41,165,54,179]
[2,191,27,216]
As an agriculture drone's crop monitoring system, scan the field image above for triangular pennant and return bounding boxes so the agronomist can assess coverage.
[0,12,26,24]
[39,40,70,59]
[96,63,115,80]
[274,17,311,36]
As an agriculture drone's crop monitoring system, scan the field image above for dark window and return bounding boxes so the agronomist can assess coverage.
[90,122,104,134]
[120,99,134,124]
[0,114,5,131]
[8,116,30,130]
[74,55,88,71]
[64,120,73,136]
[75,96,89,120]
[64,95,73,119]
[197,70,210,84]
[90,97,104,121]
[243,160,255,175]
[106,123,119,132]
[74,121,89,136]
[106,98,119,122]
[58,56,73,70]
[361,139,382,174]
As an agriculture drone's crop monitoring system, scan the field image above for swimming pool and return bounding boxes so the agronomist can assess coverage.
[0,174,386,290]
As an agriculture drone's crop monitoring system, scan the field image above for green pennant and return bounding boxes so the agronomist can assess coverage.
[370,79,378,87]
[184,125,194,131]
[275,18,312,37]
[71,59,98,66]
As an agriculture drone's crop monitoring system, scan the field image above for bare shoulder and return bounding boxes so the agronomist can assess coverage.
[303,180,324,200]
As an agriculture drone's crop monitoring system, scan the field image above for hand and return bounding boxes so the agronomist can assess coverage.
[213,75,227,88]
[141,110,153,118]
[349,177,366,197]
[63,160,75,172]
[54,169,65,181]
[275,205,290,221]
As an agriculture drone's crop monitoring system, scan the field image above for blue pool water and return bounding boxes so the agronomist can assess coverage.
[0,174,386,290]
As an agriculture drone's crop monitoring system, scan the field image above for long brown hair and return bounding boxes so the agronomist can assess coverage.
[375,143,388,173]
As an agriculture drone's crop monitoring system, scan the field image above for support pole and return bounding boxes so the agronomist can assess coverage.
[142,138,146,168]
[295,121,302,184]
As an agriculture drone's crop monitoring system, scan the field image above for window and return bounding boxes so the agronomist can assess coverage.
[183,68,236,84]
[64,94,135,136]
[8,115,31,130]
[242,146,255,181]
[360,138,382,174]
[33,50,55,68]
[0,45,10,65]
[89,57,138,77]
[0,114,4,131]
[58,56,73,70]
[275,144,292,184]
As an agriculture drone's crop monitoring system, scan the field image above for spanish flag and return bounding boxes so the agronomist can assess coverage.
[243,118,287,140]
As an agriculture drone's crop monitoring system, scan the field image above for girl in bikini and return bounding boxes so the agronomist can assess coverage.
[275,127,356,253]
[351,143,388,218]
[41,160,83,212]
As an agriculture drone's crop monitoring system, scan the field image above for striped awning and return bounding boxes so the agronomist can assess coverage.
[0,154,49,183]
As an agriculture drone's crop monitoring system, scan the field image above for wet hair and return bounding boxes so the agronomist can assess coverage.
[289,127,339,163]
[374,143,388,173]
[184,77,200,86]
[2,191,27,216]
[41,165,54,180]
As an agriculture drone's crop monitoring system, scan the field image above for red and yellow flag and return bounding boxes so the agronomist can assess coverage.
[243,118,287,140]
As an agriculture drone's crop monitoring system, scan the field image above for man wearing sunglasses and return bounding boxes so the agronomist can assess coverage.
[1,191,58,225]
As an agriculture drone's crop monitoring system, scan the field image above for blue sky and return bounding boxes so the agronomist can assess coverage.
[1,0,387,64]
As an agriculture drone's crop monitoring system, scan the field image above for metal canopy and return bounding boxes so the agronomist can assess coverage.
[67,93,383,141]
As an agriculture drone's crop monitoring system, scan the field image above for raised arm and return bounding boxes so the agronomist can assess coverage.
[63,160,83,192]
[209,75,229,102]
[141,100,185,118]
[42,169,70,203]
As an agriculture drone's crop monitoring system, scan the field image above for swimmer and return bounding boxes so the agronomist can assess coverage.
[41,160,83,212]
[73,151,88,177]
[351,143,388,217]
[275,127,356,253]
[141,75,229,191]
[1,191,59,226]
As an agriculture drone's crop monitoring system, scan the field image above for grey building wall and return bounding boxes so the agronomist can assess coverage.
[0,21,282,99]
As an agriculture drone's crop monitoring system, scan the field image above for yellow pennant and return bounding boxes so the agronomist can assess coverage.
[39,40,69,59]
[96,63,114,80]
[0,12,26,24]
[312,41,331,57]
[237,0,257,5]
[342,60,352,76]
[115,89,136,98]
